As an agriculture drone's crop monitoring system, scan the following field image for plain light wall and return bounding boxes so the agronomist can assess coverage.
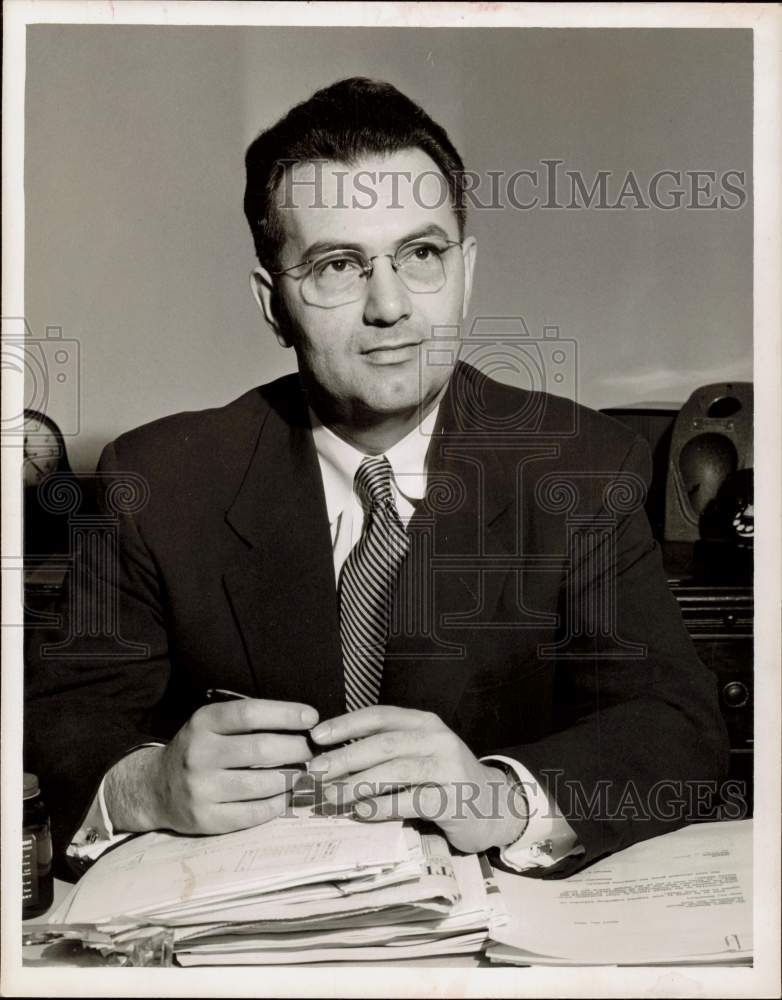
[25,27,752,472]
[25,27,266,471]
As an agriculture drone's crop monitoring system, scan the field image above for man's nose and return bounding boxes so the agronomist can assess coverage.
[362,256,413,326]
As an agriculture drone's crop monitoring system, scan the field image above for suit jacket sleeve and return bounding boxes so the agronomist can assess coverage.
[24,439,173,870]
[495,435,731,878]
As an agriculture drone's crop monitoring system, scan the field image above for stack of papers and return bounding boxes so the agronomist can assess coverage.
[50,808,752,967]
[52,813,507,965]
[486,819,753,967]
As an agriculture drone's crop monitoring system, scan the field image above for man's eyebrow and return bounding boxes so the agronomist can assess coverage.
[300,224,455,261]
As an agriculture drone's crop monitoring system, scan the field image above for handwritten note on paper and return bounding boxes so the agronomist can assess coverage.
[55,817,409,926]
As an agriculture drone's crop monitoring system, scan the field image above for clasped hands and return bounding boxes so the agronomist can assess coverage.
[308,706,528,853]
[109,700,528,854]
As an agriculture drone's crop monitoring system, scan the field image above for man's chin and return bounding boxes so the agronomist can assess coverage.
[355,384,448,427]
[303,365,451,431]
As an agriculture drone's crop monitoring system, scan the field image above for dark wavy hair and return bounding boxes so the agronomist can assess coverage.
[244,77,466,269]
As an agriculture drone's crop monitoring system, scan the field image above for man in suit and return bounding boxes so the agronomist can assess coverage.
[25,77,728,880]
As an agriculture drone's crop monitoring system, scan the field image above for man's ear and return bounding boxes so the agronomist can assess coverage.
[250,266,293,348]
[460,236,478,319]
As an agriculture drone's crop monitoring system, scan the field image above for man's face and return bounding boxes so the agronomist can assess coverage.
[252,149,476,433]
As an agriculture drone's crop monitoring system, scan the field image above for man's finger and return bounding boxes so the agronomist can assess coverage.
[320,758,434,806]
[310,731,423,780]
[197,698,319,736]
[310,706,439,745]
[214,767,301,803]
[216,732,313,769]
[209,792,292,833]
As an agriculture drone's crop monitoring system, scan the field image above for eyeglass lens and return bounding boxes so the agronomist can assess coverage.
[301,241,456,307]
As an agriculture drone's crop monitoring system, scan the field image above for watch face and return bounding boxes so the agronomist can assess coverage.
[23,415,62,487]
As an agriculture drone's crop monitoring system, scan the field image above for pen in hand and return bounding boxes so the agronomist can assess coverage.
[204,688,330,811]
[205,688,317,754]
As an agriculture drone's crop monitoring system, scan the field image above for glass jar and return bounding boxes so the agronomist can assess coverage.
[23,772,53,918]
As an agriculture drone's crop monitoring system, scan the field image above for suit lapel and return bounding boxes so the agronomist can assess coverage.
[222,379,344,719]
[382,364,516,725]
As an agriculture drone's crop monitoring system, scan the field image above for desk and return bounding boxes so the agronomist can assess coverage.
[23,820,753,969]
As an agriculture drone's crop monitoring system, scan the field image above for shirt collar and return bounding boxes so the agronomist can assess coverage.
[310,403,441,527]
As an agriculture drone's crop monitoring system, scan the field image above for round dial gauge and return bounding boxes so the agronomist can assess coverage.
[23,413,63,487]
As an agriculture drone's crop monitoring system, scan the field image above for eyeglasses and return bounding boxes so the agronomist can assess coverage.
[270,238,462,308]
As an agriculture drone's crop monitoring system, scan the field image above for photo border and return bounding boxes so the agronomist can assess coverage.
[2,3,779,997]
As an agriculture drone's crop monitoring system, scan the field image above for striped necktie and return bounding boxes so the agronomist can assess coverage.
[339,456,410,711]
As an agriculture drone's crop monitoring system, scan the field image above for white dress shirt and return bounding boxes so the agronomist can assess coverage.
[69,402,581,872]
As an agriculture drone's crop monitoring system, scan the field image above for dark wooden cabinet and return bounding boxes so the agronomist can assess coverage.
[663,541,753,817]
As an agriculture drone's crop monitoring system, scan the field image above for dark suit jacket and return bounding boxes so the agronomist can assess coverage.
[25,363,729,877]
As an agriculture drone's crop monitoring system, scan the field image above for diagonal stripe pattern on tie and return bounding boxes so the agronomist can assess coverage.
[339,456,410,711]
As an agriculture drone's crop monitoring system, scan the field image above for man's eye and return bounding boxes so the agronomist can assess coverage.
[313,256,362,278]
[399,243,441,264]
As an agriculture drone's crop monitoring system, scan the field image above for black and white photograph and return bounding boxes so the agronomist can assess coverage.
[2,2,780,996]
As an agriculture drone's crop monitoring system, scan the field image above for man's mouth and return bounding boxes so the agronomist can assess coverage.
[362,341,422,364]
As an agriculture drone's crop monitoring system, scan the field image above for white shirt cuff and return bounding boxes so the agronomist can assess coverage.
[67,743,164,864]
[482,754,585,871]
